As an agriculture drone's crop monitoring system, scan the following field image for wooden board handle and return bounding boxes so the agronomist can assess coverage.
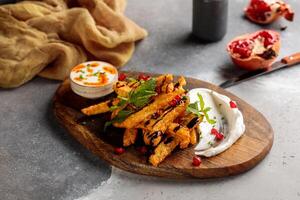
[281,52,300,66]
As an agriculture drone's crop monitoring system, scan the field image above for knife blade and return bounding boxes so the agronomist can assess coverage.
[219,52,300,88]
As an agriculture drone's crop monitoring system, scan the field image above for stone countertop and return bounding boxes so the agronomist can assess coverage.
[1,0,300,200]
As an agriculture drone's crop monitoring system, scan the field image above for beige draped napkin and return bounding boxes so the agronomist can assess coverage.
[0,0,147,88]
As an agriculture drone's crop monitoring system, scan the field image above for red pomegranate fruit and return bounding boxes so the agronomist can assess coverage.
[227,30,280,70]
[245,0,294,24]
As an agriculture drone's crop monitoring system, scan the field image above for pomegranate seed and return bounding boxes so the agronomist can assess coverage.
[114,147,125,154]
[284,11,294,21]
[230,39,253,58]
[192,156,202,166]
[246,0,271,21]
[211,128,219,135]
[254,30,276,47]
[170,99,178,107]
[215,132,224,140]
[229,101,237,108]
[138,74,150,81]
[174,95,182,102]
[118,73,126,81]
[137,146,148,154]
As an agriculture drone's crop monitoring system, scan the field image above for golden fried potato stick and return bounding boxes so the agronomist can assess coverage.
[167,123,191,149]
[143,99,188,146]
[149,136,179,167]
[123,128,138,147]
[113,90,185,128]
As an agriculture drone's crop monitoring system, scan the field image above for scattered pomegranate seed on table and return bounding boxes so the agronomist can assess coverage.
[114,147,125,154]
[192,156,202,166]
[118,73,127,81]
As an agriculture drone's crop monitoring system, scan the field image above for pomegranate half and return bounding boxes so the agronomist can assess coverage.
[227,30,280,71]
[245,0,294,25]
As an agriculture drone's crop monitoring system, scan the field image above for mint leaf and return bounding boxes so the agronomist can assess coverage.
[197,93,205,110]
[203,107,211,112]
[188,102,199,110]
[186,106,201,117]
[129,78,157,108]
[104,110,134,130]
[109,105,119,111]
[204,112,216,125]
[187,93,216,125]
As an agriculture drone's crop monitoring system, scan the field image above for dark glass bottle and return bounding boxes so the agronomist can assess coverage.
[192,0,228,42]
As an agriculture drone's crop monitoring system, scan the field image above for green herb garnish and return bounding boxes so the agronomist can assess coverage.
[104,110,134,130]
[109,99,127,111]
[128,78,157,108]
[79,74,84,79]
[93,71,99,76]
[105,78,157,129]
[207,141,214,146]
[186,93,216,125]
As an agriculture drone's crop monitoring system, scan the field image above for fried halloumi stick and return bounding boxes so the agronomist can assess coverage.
[190,128,197,145]
[123,128,138,147]
[81,99,117,116]
[156,74,173,93]
[149,136,179,167]
[167,123,191,149]
[142,99,188,146]
[178,113,203,146]
[115,74,173,97]
[161,82,174,93]
[113,90,185,128]
[149,114,199,166]
[174,76,186,91]
[113,81,141,97]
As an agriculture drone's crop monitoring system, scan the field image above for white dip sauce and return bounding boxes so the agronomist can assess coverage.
[187,88,245,157]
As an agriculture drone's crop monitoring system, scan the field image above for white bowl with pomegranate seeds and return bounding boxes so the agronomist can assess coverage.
[187,88,245,157]
[70,61,118,99]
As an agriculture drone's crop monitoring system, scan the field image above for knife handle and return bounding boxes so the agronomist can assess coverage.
[281,52,300,66]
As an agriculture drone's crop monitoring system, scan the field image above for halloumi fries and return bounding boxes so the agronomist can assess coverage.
[142,99,188,146]
[113,90,185,128]
[149,136,179,167]
[81,100,112,116]
[123,129,138,147]
[81,74,202,167]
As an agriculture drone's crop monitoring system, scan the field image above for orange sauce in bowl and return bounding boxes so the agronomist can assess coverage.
[70,61,118,87]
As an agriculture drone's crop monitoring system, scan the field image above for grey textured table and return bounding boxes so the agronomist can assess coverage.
[1,0,300,200]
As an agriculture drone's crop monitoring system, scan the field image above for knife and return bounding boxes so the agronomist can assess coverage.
[219,52,300,88]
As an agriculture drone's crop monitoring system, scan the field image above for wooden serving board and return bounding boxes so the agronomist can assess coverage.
[53,72,274,179]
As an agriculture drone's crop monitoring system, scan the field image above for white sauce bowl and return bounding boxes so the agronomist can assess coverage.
[69,61,118,99]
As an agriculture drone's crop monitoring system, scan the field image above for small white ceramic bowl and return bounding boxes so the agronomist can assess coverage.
[70,61,118,99]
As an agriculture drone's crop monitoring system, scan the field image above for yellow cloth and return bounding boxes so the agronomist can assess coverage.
[0,0,147,88]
